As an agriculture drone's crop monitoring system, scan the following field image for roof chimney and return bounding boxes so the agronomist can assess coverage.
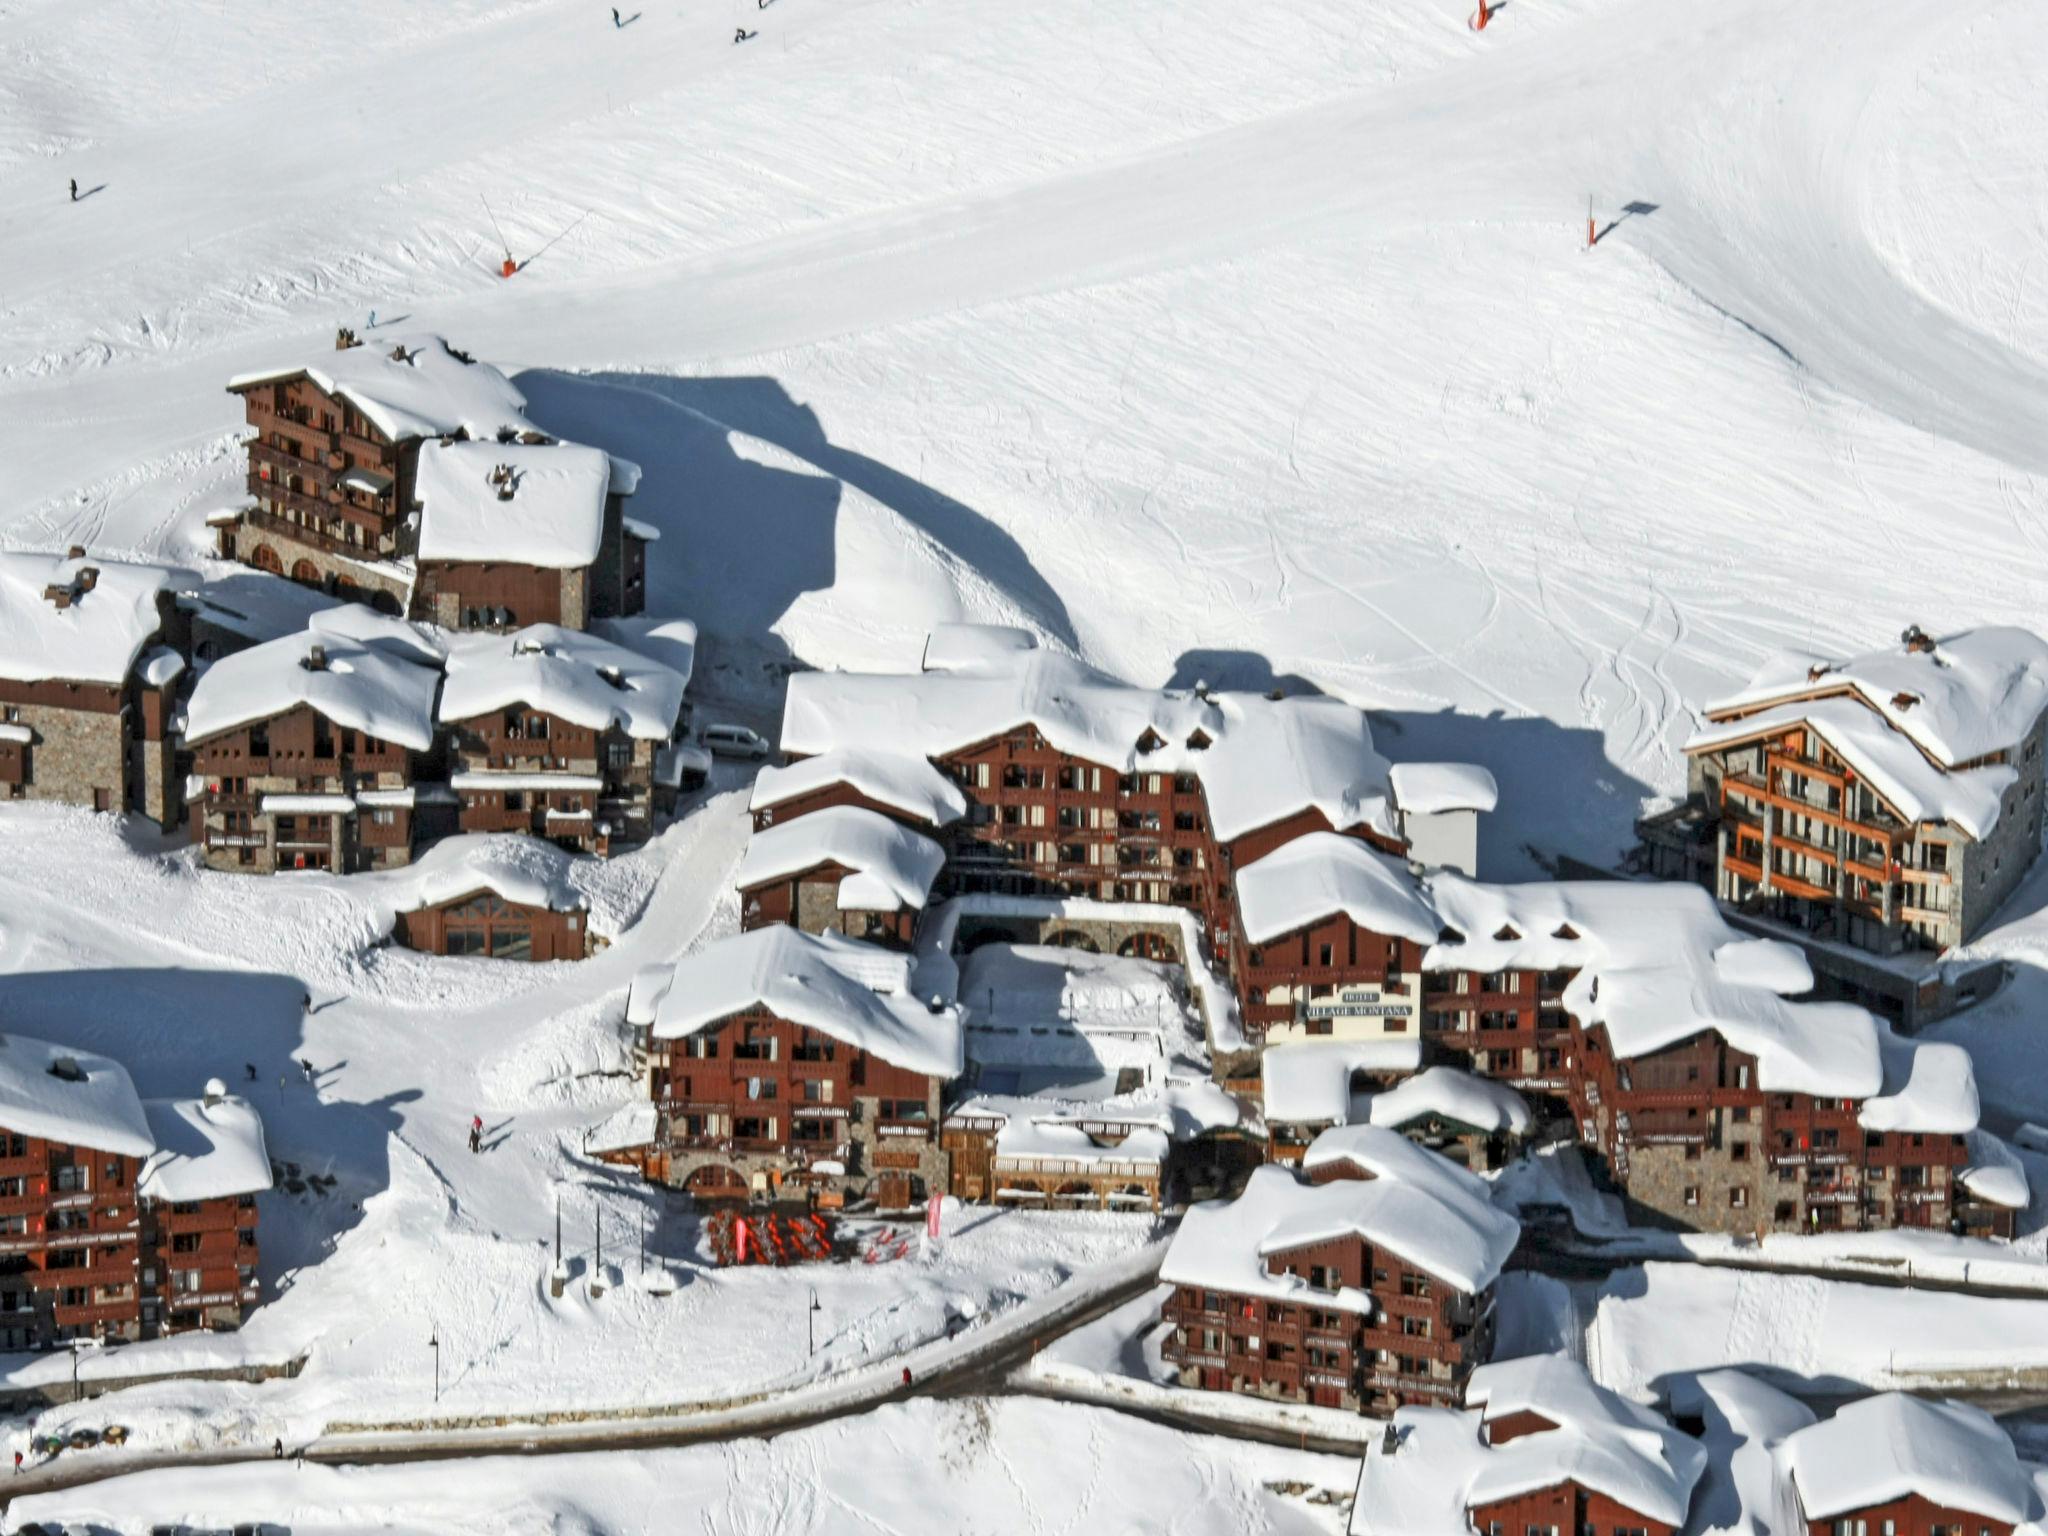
[204,1077,228,1106]
[42,583,73,610]
[1901,625,1935,654]
[76,565,99,593]
[494,464,516,500]
[303,642,328,672]
[335,327,358,351]
[48,1056,85,1084]
[390,344,411,363]
[66,545,86,560]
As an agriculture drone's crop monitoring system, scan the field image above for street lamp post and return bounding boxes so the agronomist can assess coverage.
[429,1325,440,1404]
[808,1286,821,1358]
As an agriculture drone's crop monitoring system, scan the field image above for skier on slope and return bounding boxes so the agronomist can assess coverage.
[469,1115,483,1154]
[68,179,77,203]
[734,26,755,42]
[611,6,620,24]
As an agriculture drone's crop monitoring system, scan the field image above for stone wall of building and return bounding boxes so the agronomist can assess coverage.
[18,702,127,811]
[231,522,409,611]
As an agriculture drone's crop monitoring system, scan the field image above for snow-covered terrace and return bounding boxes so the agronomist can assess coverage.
[414,439,617,570]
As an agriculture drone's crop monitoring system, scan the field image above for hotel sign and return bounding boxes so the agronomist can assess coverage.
[1302,986,1411,1021]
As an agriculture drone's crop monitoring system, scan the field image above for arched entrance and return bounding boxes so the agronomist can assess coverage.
[249,544,283,575]
[1044,929,1100,953]
[289,559,322,588]
[1117,932,1179,963]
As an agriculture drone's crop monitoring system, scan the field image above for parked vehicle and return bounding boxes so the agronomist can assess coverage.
[701,723,772,761]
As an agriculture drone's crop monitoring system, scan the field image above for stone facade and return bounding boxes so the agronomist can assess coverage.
[229,520,410,614]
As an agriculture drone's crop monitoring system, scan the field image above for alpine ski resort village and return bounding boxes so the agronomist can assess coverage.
[5,1,2048,1532]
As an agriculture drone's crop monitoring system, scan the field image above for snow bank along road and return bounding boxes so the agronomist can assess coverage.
[0,1239,1169,1507]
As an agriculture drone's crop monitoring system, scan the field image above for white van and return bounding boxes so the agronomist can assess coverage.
[702,723,772,761]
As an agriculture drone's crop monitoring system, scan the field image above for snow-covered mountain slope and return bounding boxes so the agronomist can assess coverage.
[6,0,2047,865]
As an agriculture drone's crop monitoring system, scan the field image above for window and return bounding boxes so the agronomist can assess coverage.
[172,1232,203,1253]
[53,1164,87,1193]
[1729,1187,1749,1208]
[174,1268,203,1294]
[1683,1186,1700,1207]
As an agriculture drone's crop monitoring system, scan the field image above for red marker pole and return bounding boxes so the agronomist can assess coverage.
[501,257,517,279]
[1474,0,1489,29]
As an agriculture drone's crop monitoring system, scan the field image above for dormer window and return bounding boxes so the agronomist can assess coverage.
[1135,728,1165,755]
[1185,729,1212,751]
[1551,924,1579,940]
[1493,924,1520,942]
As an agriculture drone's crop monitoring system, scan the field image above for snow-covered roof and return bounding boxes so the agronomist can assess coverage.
[1389,761,1500,815]
[1260,1038,1422,1126]
[949,1078,1248,1146]
[1289,1125,1520,1292]
[0,553,175,686]
[1702,627,2048,770]
[737,806,945,913]
[1959,1130,2031,1210]
[1236,831,1442,946]
[1861,1032,1980,1135]
[138,1093,272,1202]
[1465,1354,1709,1527]
[379,833,592,916]
[781,627,1439,844]
[183,627,442,751]
[308,602,449,668]
[994,1119,1172,1169]
[1781,1394,2033,1525]
[1667,1370,1815,1536]
[0,1034,154,1158]
[1687,697,2016,841]
[650,926,963,1079]
[751,749,967,827]
[586,1101,659,1155]
[593,615,698,693]
[228,334,530,443]
[1163,1136,1517,1305]
[414,439,614,569]
[1427,878,1893,1103]
[1365,1067,1532,1136]
[439,625,685,740]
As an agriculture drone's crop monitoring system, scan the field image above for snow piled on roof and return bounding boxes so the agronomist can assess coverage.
[1260,1038,1423,1126]
[440,624,685,740]
[1703,626,2048,770]
[586,1100,659,1155]
[1366,1067,1532,1136]
[138,1093,272,1202]
[751,749,967,827]
[1389,761,1500,815]
[228,334,530,443]
[308,602,449,668]
[1164,1132,1517,1305]
[1781,1393,2034,1525]
[594,615,698,693]
[1959,1130,2031,1210]
[1465,1354,1709,1527]
[782,626,1438,844]
[374,833,593,917]
[650,925,962,1079]
[1664,1371,1815,1536]
[0,1033,154,1158]
[414,438,613,569]
[1861,1032,1980,1135]
[1688,696,2016,840]
[184,627,441,750]
[1237,832,1442,946]
[1289,1125,1520,1291]
[737,806,945,913]
[0,552,174,686]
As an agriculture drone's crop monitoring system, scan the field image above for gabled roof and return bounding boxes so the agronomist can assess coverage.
[1365,1067,1532,1137]
[0,1033,155,1158]
[1236,831,1442,946]
[1261,1038,1424,1126]
[649,926,963,1079]
[1465,1354,1709,1526]
[1288,1125,1520,1292]
[227,334,530,443]
[737,806,945,913]
[183,627,442,750]
[380,832,593,917]
[439,624,685,741]
[1668,1370,1815,1536]
[750,749,968,827]
[779,626,1452,845]
[138,1094,273,1202]
[0,553,177,687]
[1701,626,2048,769]
[1782,1394,2033,1524]
[414,439,615,570]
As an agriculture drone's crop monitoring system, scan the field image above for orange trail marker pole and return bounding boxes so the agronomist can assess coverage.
[1474,0,1489,29]
[501,257,517,279]
[1587,197,1597,248]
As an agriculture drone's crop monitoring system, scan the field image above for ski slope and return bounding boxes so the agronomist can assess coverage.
[6,0,2048,869]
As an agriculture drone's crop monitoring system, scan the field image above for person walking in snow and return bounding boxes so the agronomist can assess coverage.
[68,179,77,203]
[272,1438,284,1459]
[900,1365,912,1389]
[469,1115,483,1154]
[611,6,620,24]
[734,26,755,42]
[12,1449,20,1474]
[299,1058,315,1084]
[245,1062,259,1083]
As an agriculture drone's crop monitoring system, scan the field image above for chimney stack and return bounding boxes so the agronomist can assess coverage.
[66,545,86,560]
[304,642,328,672]
[76,566,99,593]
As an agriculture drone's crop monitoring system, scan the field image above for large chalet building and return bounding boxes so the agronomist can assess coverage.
[386,833,603,961]
[0,551,190,827]
[628,925,962,1208]
[439,624,690,855]
[218,333,651,626]
[736,805,946,947]
[182,620,443,873]
[772,623,1496,954]
[1641,625,2048,1026]
[1229,835,2028,1238]
[1352,1354,1708,1536]
[1160,1126,1518,1412]
[0,1036,269,1351]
